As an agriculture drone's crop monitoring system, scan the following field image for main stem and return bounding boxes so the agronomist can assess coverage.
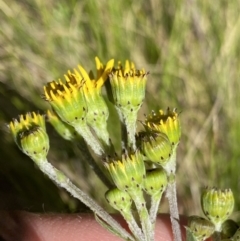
[36,159,134,241]
[166,181,182,241]
[164,145,182,241]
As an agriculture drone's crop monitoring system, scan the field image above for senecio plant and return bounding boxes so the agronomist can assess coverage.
[9,57,238,241]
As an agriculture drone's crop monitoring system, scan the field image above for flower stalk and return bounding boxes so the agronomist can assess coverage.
[143,108,182,241]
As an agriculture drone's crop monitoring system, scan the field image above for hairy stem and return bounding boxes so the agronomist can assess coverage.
[129,189,154,241]
[149,192,164,226]
[121,211,145,241]
[74,122,103,155]
[124,114,137,151]
[164,145,182,241]
[166,181,182,241]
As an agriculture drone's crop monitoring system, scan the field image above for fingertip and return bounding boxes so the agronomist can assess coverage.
[0,211,187,241]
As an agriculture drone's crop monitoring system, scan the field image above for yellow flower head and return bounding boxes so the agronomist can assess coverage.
[79,57,114,99]
[9,112,49,162]
[77,57,114,145]
[104,150,146,192]
[109,60,148,109]
[43,68,87,127]
[9,112,46,140]
[145,108,181,146]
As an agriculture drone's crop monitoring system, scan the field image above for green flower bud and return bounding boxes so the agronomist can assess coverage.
[43,70,87,127]
[221,219,239,239]
[201,187,234,232]
[145,108,181,146]
[143,168,168,196]
[139,130,172,166]
[47,110,77,141]
[19,126,49,161]
[186,215,215,241]
[109,61,148,149]
[9,113,49,162]
[105,187,132,214]
[104,150,146,192]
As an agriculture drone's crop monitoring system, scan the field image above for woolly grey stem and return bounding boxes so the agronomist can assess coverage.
[36,159,134,241]
[163,145,182,241]
[124,114,137,150]
[129,189,154,241]
[74,123,103,155]
[117,108,137,151]
[121,211,145,241]
[149,192,163,225]
[166,181,182,241]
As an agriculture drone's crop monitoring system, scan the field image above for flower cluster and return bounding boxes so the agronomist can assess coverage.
[8,57,237,241]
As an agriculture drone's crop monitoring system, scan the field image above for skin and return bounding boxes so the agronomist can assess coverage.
[0,212,187,241]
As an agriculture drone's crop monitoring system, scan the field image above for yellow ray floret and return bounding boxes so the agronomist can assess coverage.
[145,108,181,145]
[43,73,84,103]
[9,112,45,132]
[78,57,114,95]
[9,112,46,139]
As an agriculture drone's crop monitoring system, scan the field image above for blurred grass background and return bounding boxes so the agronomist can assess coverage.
[1,0,240,218]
